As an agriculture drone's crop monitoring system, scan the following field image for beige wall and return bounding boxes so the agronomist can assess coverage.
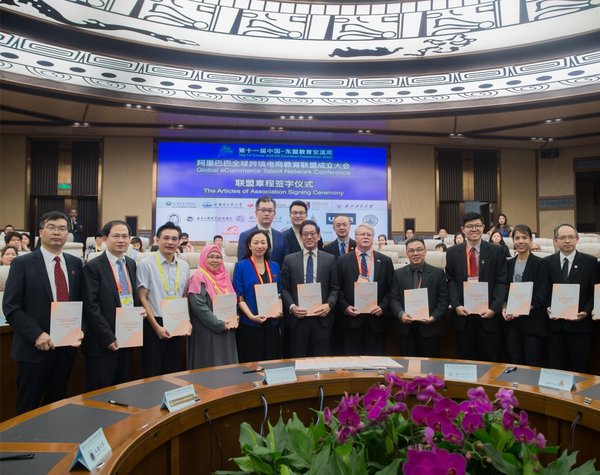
[102,137,154,230]
[390,143,436,233]
[0,135,27,229]
[499,149,537,233]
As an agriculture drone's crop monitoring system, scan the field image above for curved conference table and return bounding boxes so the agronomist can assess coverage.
[1,357,600,474]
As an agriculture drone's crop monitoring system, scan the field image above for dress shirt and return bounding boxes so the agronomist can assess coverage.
[559,251,576,276]
[338,239,349,255]
[357,249,375,281]
[303,248,317,283]
[40,245,69,301]
[257,225,273,247]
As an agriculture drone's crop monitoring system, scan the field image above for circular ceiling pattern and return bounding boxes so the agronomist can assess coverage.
[1,0,600,115]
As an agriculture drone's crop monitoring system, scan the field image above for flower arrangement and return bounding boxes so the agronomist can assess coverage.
[217,373,598,474]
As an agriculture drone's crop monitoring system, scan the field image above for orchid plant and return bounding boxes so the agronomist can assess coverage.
[217,373,598,475]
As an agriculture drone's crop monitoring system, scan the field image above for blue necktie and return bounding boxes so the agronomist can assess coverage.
[117,259,129,294]
[360,253,368,278]
[306,252,314,283]
[340,241,346,255]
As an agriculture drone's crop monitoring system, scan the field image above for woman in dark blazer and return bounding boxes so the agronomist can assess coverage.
[503,224,549,366]
[233,229,283,363]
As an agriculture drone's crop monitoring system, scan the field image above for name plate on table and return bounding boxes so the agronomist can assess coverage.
[264,366,297,385]
[538,368,574,391]
[161,384,197,412]
[213,293,237,323]
[50,301,83,347]
[404,288,429,321]
[298,283,322,315]
[593,284,600,320]
[550,284,580,320]
[255,282,281,318]
[444,364,477,382]
[70,427,111,471]
[506,282,534,316]
[115,307,144,348]
[463,282,488,315]
[161,298,190,336]
[354,281,378,313]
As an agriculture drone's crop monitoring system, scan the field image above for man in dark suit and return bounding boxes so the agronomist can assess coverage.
[322,215,356,259]
[67,208,84,243]
[281,220,338,357]
[3,211,84,414]
[545,224,599,373]
[282,200,323,255]
[83,220,144,391]
[390,237,449,357]
[237,195,288,266]
[337,223,394,355]
[445,212,508,362]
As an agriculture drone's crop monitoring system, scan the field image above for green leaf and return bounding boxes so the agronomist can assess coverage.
[482,443,520,475]
[286,427,313,468]
[231,455,257,472]
[240,422,265,451]
[248,452,277,475]
[308,446,332,475]
[542,450,577,475]
[269,417,287,453]
[374,458,402,475]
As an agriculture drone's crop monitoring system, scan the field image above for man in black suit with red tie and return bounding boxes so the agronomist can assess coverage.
[545,224,599,373]
[336,223,394,355]
[83,220,144,391]
[3,211,84,414]
[390,237,449,357]
[445,212,508,362]
[322,215,356,259]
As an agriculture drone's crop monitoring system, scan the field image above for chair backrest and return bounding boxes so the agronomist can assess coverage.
[378,251,399,264]
[532,251,554,259]
[379,244,406,258]
[180,252,201,269]
[425,251,446,269]
[135,252,154,262]
[579,234,600,243]
[86,251,103,262]
[576,242,600,258]
[533,237,554,247]
[224,241,238,257]
[224,261,236,279]
[63,242,84,259]
[424,239,442,251]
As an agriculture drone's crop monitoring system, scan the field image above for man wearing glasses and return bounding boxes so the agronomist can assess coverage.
[445,212,508,362]
[545,224,598,373]
[236,196,289,266]
[336,223,394,355]
[3,211,84,414]
[282,200,323,254]
[281,220,338,357]
[389,237,449,357]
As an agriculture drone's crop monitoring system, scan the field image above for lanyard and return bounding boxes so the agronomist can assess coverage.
[250,256,272,284]
[200,268,228,295]
[155,252,180,296]
[355,249,373,279]
[110,259,131,294]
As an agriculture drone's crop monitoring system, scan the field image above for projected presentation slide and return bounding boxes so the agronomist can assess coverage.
[156,142,388,242]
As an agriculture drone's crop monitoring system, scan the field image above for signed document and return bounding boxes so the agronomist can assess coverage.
[550,284,580,320]
[50,301,83,347]
[463,281,488,315]
[213,293,238,323]
[161,298,190,336]
[255,282,281,318]
[354,282,378,314]
[404,288,429,321]
[506,282,534,316]
[298,283,322,316]
[115,307,144,347]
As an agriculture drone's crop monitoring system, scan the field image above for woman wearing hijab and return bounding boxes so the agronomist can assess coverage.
[187,245,239,369]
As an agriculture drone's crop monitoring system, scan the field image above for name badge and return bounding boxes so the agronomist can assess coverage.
[467,276,479,282]
[166,295,178,300]
[538,368,574,392]
[444,364,477,382]
[70,427,111,471]
[119,293,134,308]
[264,366,297,385]
[161,384,197,412]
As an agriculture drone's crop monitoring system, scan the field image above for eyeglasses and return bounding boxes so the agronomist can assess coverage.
[44,225,68,233]
[407,248,425,254]
[557,235,577,241]
[109,234,130,240]
[257,208,275,214]
[463,224,483,230]
[301,232,318,238]
[356,232,373,237]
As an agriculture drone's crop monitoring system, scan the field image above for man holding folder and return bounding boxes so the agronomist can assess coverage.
[336,223,394,355]
[83,220,142,391]
[389,237,449,357]
[281,220,338,357]
[445,212,507,362]
[3,211,84,414]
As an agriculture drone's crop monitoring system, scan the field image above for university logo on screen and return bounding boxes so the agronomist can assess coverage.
[326,213,356,225]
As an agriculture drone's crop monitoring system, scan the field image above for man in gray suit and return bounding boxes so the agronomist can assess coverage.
[281,220,339,357]
[390,237,449,357]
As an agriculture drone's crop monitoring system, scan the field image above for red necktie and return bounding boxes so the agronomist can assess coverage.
[469,247,478,278]
[54,256,69,301]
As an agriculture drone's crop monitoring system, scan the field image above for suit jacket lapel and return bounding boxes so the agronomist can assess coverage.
[568,251,581,283]
[33,250,54,302]
[479,242,490,277]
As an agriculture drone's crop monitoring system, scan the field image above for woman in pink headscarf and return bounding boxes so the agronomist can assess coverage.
[187,245,239,369]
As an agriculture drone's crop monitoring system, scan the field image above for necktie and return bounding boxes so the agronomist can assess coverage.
[562,257,569,281]
[413,268,422,289]
[306,252,314,283]
[360,253,368,278]
[54,256,69,301]
[340,241,346,255]
[469,247,478,278]
[117,259,129,294]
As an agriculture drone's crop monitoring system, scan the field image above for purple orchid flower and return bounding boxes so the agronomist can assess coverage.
[363,385,391,420]
[403,448,467,475]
